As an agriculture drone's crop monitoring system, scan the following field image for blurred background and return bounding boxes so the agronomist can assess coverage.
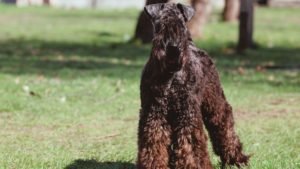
[0,0,299,169]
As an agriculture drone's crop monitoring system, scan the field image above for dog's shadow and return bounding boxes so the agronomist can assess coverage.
[65,159,225,169]
[65,159,135,169]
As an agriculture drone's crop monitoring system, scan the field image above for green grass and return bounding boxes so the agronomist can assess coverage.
[0,5,299,169]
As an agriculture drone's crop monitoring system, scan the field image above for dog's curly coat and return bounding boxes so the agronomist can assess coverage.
[137,3,249,169]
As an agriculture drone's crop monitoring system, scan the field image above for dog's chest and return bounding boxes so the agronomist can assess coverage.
[164,70,192,99]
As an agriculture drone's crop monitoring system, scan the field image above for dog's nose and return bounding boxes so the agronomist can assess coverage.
[166,45,180,59]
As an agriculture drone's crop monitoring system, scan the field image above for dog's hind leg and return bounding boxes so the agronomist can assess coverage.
[201,65,249,168]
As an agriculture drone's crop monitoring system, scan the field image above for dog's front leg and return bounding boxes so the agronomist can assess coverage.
[137,107,171,169]
[172,104,213,169]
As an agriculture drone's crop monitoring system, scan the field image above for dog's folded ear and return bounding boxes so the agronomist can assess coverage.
[144,3,165,19]
[177,3,195,22]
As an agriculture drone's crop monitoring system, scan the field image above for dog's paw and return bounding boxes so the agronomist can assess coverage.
[221,152,250,168]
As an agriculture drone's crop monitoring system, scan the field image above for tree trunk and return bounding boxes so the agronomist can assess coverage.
[257,0,269,6]
[187,0,210,39]
[222,0,240,22]
[133,0,169,43]
[43,0,50,6]
[237,0,254,52]
[91,0,98,8]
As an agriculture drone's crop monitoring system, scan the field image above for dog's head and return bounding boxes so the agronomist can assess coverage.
[144,3,194,47]
[145,3,194,73]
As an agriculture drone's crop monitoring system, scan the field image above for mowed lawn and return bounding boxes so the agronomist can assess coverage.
[0,5,299,169]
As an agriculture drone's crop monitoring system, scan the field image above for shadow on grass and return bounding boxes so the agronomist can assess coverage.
[65,159,135,169]
[0,37,299,80]
[0,38,150,79]
[205,44,300,69]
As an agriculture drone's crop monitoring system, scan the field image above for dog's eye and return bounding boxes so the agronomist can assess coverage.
[160,4,164,10]
[155,24,161,31]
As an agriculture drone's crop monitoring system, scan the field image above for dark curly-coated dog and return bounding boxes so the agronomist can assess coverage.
[137,3,249,169]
